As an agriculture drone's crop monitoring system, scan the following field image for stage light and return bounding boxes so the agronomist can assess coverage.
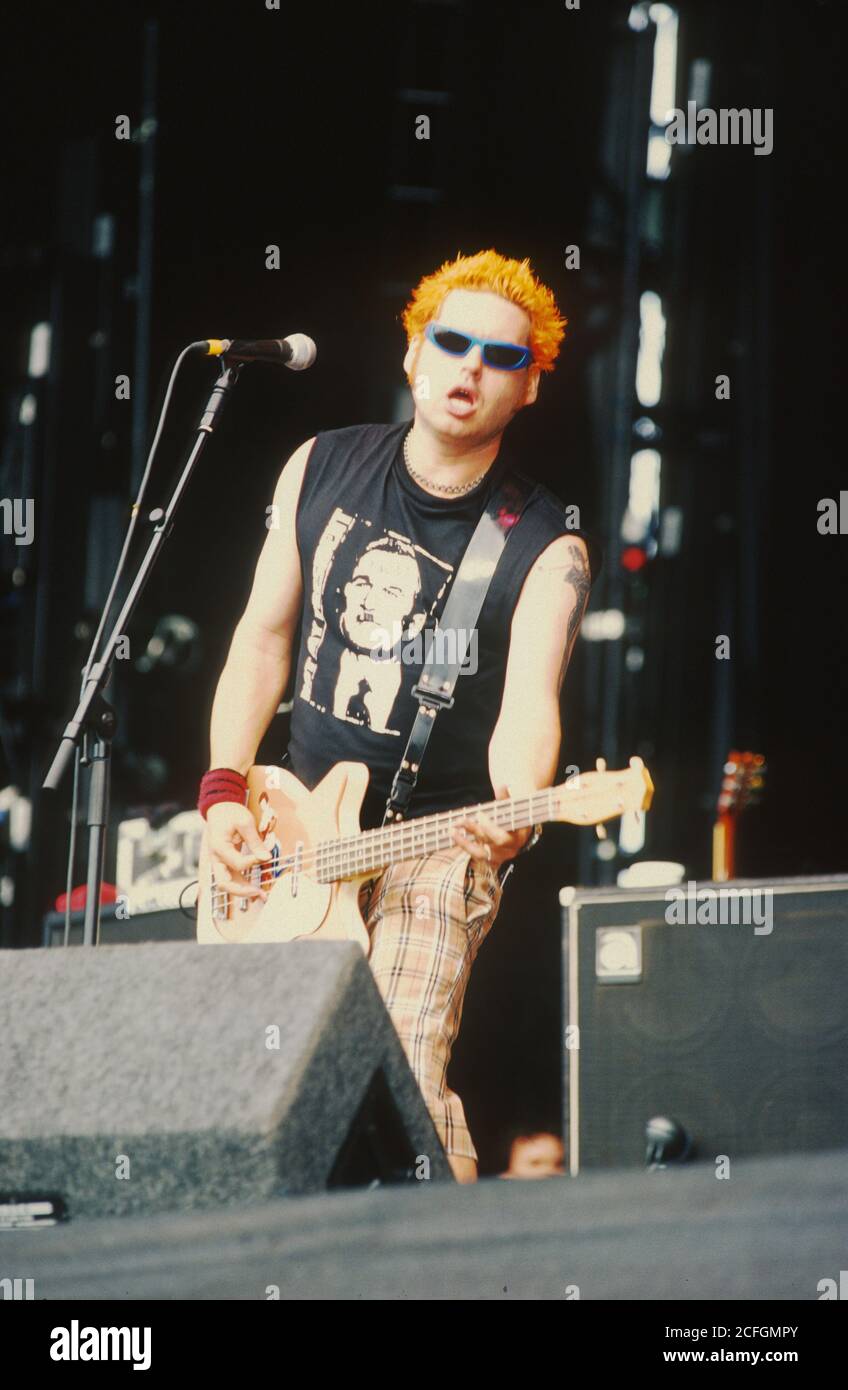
[647,132,672,180]
[27,323,51,379]
[636,291,665,407]
[581,609,626,642]
[92,213,115,261]
[648,5,679,126]
[622,449,662,544]
[688,57,711,109]
[621,546,649,573]
[659,506,683,556]
[643,5,678,179]
[625,646,646,673]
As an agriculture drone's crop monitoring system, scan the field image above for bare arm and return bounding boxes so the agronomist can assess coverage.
[208,436,314,774]
[453,535,592,869]
[490,533,591,781]
[203,438,314,900]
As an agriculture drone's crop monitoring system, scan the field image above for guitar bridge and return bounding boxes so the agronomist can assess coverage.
[212,885,229,922]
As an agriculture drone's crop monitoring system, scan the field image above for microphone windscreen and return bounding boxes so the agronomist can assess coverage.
[284,334,317,370]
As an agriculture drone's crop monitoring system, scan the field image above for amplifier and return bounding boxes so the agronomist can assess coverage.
[560,873,848,1173]
[42,902,194,947]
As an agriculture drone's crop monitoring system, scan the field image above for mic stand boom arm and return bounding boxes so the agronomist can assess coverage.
[42,361,242,947]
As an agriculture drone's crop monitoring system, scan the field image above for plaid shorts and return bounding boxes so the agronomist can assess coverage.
[357,843,504,1163]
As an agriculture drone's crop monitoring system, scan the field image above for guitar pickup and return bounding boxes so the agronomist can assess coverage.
[291,840,303,897]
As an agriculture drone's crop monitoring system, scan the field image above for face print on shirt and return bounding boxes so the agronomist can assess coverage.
[298,507,452,735]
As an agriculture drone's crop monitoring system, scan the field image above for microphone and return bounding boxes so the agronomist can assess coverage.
[197,334,317,370]
[645,1115,692,1168]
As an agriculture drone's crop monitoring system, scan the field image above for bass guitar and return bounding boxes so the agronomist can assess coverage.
[197,757,654,951]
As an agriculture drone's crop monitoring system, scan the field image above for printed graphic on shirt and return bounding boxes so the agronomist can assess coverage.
[298,507,453,736]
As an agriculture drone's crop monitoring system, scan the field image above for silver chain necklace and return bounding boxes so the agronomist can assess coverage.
[403,431,490,496]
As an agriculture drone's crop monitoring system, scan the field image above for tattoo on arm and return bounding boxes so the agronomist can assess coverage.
[553,543,591,692]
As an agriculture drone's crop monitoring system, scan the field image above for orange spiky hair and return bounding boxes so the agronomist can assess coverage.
[401,248,567,379]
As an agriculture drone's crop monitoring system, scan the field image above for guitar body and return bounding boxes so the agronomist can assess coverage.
[197,762,375,953]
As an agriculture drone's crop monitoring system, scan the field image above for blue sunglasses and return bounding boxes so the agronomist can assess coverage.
[425,322,533,371]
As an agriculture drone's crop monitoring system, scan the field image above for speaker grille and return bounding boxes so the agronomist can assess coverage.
[563,879,848,1170]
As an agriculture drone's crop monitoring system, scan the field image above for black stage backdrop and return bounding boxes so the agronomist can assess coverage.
[1,0,844,1169]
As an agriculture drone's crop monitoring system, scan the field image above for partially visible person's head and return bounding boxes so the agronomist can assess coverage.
[401,249,567,451]
[504,1130,565,1180]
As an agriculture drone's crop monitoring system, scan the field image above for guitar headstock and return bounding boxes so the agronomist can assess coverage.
[716,750,766,819]
[550,756,654,827]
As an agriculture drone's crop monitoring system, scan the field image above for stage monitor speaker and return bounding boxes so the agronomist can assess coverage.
[560,873,848,1173]
[0,940,451,1219]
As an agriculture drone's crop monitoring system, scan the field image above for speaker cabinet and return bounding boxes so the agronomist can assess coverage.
[0,939,452,1217]
[42,903,193,946]
[560,874,848,1172]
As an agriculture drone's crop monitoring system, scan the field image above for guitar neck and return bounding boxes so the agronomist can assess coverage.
[712,813,736,882]
[317,789,558,884]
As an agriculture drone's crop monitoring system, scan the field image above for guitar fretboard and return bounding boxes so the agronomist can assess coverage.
[312,788,559,883]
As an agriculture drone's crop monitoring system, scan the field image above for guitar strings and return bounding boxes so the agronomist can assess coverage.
[208,781,627,906]
[209,791,560,904]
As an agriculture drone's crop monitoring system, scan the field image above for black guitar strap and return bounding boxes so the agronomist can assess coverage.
[382,467,537,828]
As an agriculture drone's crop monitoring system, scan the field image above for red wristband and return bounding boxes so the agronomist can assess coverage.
[198,768,248,820]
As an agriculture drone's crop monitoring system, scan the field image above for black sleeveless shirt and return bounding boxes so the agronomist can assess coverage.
[286,421,600,830]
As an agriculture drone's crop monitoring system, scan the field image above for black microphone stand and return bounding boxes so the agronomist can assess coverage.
[42,361,242,946]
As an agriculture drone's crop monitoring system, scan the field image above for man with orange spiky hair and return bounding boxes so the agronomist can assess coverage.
[203,249,599,1183]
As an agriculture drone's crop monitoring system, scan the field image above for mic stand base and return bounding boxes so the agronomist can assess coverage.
[80,694,117,947]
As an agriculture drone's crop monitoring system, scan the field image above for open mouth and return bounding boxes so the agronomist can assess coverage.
[446,386,478,415]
